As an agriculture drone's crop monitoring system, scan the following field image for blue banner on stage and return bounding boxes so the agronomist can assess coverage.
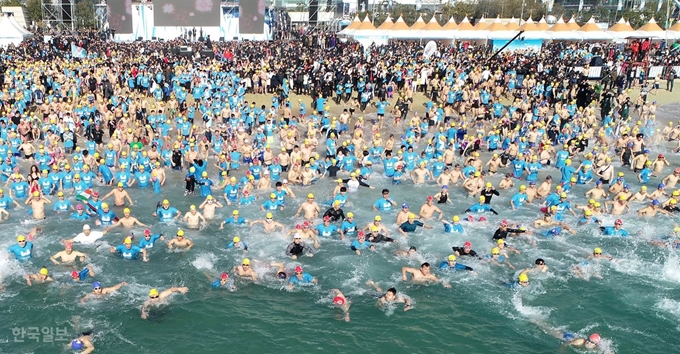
[492,39,543,52]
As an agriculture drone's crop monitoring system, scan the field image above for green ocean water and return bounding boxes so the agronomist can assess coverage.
[1,104,680,354]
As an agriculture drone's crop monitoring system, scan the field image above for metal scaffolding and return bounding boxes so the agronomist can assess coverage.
[41,0,76,30]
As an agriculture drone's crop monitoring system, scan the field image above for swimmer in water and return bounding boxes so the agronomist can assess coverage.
[233,258,257,281]
[394,246,417,257]
[69,264,96,282]
[80,281,127,303]
[206,272,236,291]
[166,230,194,250]
[250,212,286,232]
[25,266,53,286]
[650,227,680,248]
[288,265,317,289]
[366,280,412,311]
[520,258,549,274]
[50,242,87,264]
[69,332,95,354]
[574,247,614,280]
[401,262,451,288]
[531,319,608,353]
[330,289,351,322]
[141,286,189,319]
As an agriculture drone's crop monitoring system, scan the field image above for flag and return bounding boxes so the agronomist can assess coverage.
[71,44,86,59]
[617,0,623,10]
[76,188,94,202]
[579,0,584,11]
[658,0,663,12]
[639,0,646,10]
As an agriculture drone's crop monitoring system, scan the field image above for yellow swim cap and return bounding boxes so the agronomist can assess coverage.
[374,215,382,221]
[448,254,457,261]
[123,208,130,213]
[124,237,132,244]
[232,210,239,215]
[39,267,49,276]
[371,225,379,232]
[518,273,529,282]
[242,258,250,265]
[491,247,500,255]
[270,193,276,199]
[177,230,185,236]
[453,215,460,222]
[347,212,354,218]
[266,213,273,218]
[149,288,159,297]
[594,247,602,254]
[233,236,240,243]
[102,203,109,209]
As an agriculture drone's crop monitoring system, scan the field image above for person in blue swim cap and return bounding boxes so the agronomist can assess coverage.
[80,281,127,303]
[70,332,94,353]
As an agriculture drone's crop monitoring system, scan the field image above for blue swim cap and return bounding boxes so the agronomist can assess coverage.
[551,228,560,235]
[652,199,660,206]
[658,183,665,189]
[71,339,83,350]
[624,184,630,189]
[92,281,101,289]
[644,149,650,153]
[596,180,602,185]
[402,203,409,209]
[442,185,448,189]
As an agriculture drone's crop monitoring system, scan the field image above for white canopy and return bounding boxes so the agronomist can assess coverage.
[0,14,32,47]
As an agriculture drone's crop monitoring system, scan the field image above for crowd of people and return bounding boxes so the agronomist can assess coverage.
[2,28,680,352]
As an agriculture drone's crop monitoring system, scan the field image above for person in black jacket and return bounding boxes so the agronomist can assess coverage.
[492,220,530,240]
[322,201,345,222]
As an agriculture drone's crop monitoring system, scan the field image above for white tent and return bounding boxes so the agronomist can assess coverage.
[455,16,488,39]
[577,17,612,40]
[389,16,421,39]
[0,14,32,47]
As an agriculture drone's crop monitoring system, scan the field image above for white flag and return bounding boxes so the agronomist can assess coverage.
[617,0,623,10]
[579,0,584,11]
[639,0,646,9]
[657,0,663,12]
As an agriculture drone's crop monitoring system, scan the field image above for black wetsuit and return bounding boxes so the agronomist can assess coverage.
[452,246,481,259]
[323,207,345,222]
[492,228,526,240]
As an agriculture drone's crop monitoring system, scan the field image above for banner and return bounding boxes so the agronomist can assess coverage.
[108,0,133,33]
[71,44,86,59]
[239,0,265,34]
[153,0,221,27]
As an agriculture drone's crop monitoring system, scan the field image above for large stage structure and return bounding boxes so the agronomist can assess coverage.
[110,1,274,41]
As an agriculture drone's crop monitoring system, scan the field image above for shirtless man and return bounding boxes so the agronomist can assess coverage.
[410,162,434,184]
[401,263,451,288]
[233,258,257,281]
[536,176,552,198]
[105,208,147,232]
[141,286,189,319]
[662,168,680,189]
[498,173,514,189]
[50,242,87,264]
[627,186,650,202]
[80,281,127,303]
[651,154,669,175]
[250,212,286,232]
[605,195,631,215]
[166,230,194,250]
[584,181,609,200]
[182,205,206,229]
[637,200,673,217]
[486,154,505,174]
[294,193,321,220]
[448,164,466,185]
[198,195,223,219]
[463,172,484,196]
[395,203,412,226]
[25,267,53,286]
[25,191,51,219]
[418,196,443,220]
[366,280,413,311]
[101,182,134,207]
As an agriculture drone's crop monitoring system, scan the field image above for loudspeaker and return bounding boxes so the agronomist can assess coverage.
[200,50,213,57]
[152,36,157,40]
[61,0,73,23]
[309,0,318,26]
[233,37,238,40]
[136,37,142,41]
[219,37,225,41]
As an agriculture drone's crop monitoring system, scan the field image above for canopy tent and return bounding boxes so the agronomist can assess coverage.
[337,15,361,36]
[546,17,581,40]
[0,14,32,47]
[607,17,636,39]
[352,16,379,37]
[377,16,394,31]
[474,16,488,30]
[566,17,581,31]
[410,15,426,31]
[442,17,458,31]
[518,18,544,39]
[417,15,448,39]
[536,17,550,31]
[635,18,664,38]
[389,15,420,39]
[485,17,516,40]
[456,16,488,39]
[577,17,612,40]
[668,21,680,40]
[505,17,520,31]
